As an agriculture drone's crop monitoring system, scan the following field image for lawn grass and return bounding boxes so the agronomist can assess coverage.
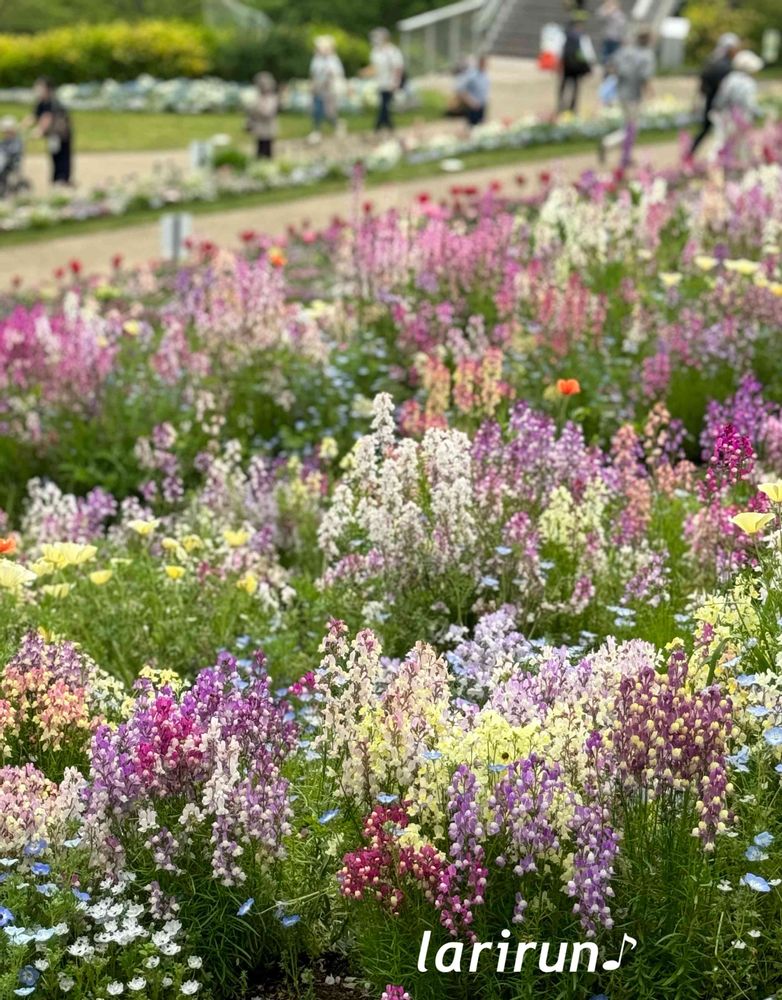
[0,91,447,154]
[0,127,681,249]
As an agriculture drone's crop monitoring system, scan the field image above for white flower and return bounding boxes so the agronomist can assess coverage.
[181,983,201,996]
[144,956,160,969]
[128,978,146,991]
[162,978,173,988]
[107,984,125,996]
[187,957,203,969]
[58,977,75,992]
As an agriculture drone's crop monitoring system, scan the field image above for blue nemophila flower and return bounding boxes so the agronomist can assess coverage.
[14,990,35,997]
[591,995,608,1000]
[776,764,782,775]
[727,746,750,772]
[480,576,500,590]
[0,906,14,927]
[748,705,770,718]
[745,846,769,862]
[377,793,398,805]
[24,840,46,858]
[736,674,757,687]
[72,888,91,902]
[18,966,40,987]
[235,635,251,650]
[280,914,301,928]
[764,727,782,747]
[422,749,442,761]
[741,873,772,893]
[755,832,774,848]
[318,809,340,825]
[35,883,56,897]
[237,898,254,916]
[495,545,512,556]
[62,838,82,849]
[0,858,18,868]
[30,862,50,876]
[489,763,509,773]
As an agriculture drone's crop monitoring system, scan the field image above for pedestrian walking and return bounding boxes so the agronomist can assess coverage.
[711,49,764,167]
[598,27,656,170]
[558,21,594,114]
[246,72,279,160]
[28,77,72,185]
[367,28,404,132]
[687,32,741,160]
[309,36,345,143]
[597,0,627,66]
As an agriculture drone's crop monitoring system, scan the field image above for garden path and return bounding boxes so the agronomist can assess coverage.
[22,60,782,192]
[0,137,685,284]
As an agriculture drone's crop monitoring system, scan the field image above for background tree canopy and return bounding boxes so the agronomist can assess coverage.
[0,0,453,36]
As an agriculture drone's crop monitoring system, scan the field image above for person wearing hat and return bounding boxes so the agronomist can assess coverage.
[245,72,279,160]
[711,49,764,165]
[687,32,741,160]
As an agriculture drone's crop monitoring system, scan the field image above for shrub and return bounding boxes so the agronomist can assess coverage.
[684,0,760,65]
[211,24,311,83]
[0,20,214,87]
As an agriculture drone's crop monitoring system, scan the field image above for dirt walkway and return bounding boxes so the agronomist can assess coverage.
[1,139,685,285]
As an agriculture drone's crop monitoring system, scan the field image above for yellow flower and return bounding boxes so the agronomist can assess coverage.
[123,320,141,336]
[0,559,36,590]
[236,572,259,595]
[319,436,339,460]
[29,559,55,578]
[89,569,113,586]
[660,272,682,288]
[41,583,72,599]
[694,255,718,272]
[770,282,782,297]
[41,542,97,569]
[223,528,250,548]
[128,518,160,537]
[759,482,782,504]
[181,534,204,553]
[162,538,187,560]
[164,565,186,581]
[724,258,760,276]
[731,512,775,535]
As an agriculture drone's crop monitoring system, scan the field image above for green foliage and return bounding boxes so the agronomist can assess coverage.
[684,0,770,65]
[0,20,214,86]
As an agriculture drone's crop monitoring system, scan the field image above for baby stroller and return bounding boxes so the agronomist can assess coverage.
[0,116,30,198]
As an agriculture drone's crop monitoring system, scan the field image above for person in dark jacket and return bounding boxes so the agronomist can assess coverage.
[29,77,73,185]
[687,32,740,159]
[558,21,593,114]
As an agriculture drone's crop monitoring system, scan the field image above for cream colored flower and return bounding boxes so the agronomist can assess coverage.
[128,518,160,537]
[89,569,113,586]
[41,583,72,599]
[758,482,782,504]
[694,255,718,272]
[0,559,36,590]
[731,512,775,535]
[40,542,97,569]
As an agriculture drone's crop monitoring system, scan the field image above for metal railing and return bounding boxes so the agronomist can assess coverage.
[398,0,485,76]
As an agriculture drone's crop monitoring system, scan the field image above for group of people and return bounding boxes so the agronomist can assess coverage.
[557,1,765,170]
[245,27,406,161]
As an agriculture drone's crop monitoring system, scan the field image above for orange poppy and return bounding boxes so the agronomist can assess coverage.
[268,248,287,268]
[0,536,16,555]
[556,378,581,396]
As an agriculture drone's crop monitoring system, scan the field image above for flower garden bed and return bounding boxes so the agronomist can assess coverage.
[1,124,782,999]
[0,99,704,236]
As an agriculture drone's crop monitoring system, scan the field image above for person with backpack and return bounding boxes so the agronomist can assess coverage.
[686,32,740,161]
[598,27,656,170]
[558,21,594,114]
[29,77,73,185]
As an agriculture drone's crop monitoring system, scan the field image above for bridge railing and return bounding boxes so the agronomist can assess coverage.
[397,0,485,76]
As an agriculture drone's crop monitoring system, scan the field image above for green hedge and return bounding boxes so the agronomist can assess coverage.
[0,18,370,88]
[0,21,213,86]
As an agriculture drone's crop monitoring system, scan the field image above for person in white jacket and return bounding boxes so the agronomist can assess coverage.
[711,50,764,165]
